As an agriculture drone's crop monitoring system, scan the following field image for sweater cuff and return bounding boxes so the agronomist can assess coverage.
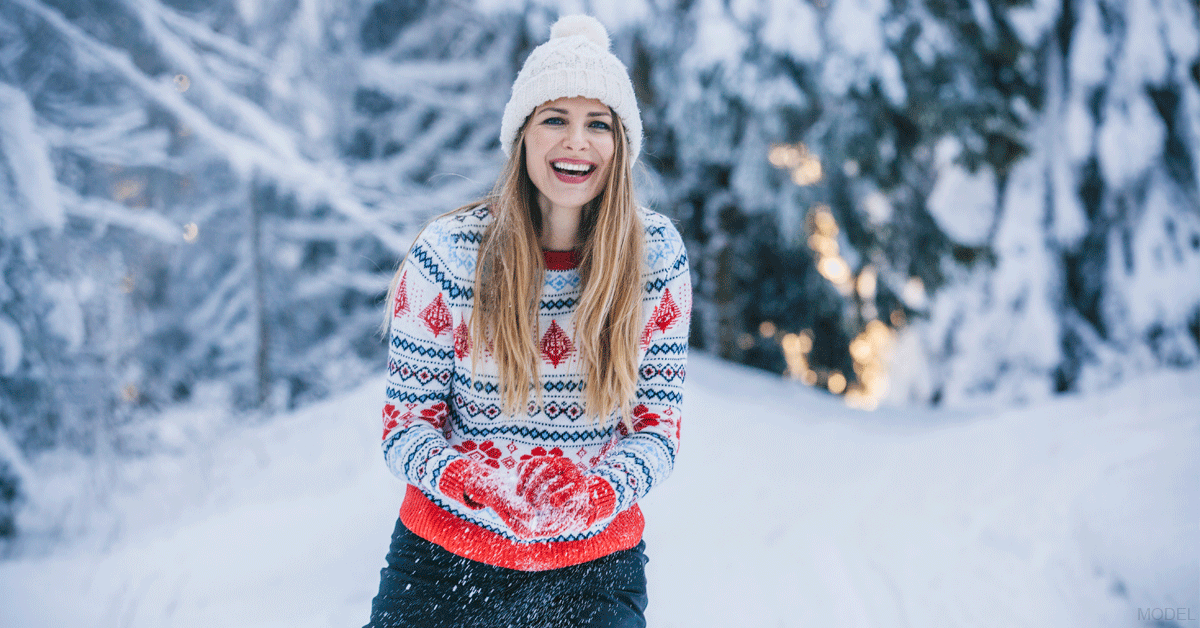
[439,459,484,509]
[586,475,617,526]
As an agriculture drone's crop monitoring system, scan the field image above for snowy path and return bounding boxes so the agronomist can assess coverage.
[1,354,1196,627]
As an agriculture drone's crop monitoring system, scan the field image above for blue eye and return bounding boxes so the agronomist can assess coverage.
[543,116,565,125]
[590,120,611,131]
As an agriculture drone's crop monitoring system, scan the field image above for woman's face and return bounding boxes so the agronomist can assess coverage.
[523,96,615,216]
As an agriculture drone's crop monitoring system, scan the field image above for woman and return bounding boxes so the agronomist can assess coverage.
[367,15,690,628]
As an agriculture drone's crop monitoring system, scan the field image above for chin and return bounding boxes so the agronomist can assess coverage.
[550,192,599,211]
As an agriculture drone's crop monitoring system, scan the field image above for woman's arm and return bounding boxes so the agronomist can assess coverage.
[380,222,474,504]
[589,217,692,518]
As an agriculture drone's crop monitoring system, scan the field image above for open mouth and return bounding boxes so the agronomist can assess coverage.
[550,160,597,181]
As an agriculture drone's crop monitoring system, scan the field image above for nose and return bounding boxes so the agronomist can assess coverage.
[562,121,587,150]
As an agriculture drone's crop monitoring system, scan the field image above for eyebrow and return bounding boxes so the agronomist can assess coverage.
[538,107,611,118]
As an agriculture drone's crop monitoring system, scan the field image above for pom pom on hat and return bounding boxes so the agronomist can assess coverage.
[499,15,642,162]
[549,15,611,49]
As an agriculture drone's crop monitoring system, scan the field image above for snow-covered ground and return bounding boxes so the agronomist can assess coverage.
[1,353,1196,627]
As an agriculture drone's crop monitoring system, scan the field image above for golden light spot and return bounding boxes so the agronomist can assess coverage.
[849,337,872,362]
[842,319,896,411]
[120,275,135,294]
[827,371,847,394]
[768,144,803,169]
[802,370,818,386]
[818,256,852,285]
[856,266,877,299]
[122,384,139,402]
[174,74,190,92]
[758,321,777,338]
[790,158,823,186]
[737,333,755,350]
[781,330,813,356]
[890,309,907,327]
[769,143,823,186]
[812,205,837,236]
[781,330,814,380]
[807,233,838,257]
[183,223,199,242]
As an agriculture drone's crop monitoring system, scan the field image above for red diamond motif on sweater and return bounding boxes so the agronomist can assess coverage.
[453,318,470,359]
[382,403,401,440]
[393,272,409,318]
[641,288,681,346]
[420,293,452,337]
[419,401,448,430]
[540,320,575,367]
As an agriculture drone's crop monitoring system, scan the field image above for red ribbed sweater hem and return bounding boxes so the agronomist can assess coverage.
[399,484,644,572]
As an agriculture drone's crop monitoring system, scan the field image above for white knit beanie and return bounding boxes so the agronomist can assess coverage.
[499,15,643,162]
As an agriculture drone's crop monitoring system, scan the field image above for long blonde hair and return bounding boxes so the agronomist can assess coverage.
[383,112,645,427]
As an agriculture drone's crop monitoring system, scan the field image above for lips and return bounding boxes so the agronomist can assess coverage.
[550,159,597,183]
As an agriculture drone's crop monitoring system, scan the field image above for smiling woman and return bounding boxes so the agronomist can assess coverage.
[365,14,691,628]
[524,98,616,250]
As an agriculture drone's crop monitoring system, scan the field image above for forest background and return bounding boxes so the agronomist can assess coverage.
[0,0,1198,551]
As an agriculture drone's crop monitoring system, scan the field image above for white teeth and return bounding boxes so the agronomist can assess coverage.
[553,162,592,174]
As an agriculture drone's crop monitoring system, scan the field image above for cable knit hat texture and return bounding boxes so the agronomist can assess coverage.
[500,15,642,162]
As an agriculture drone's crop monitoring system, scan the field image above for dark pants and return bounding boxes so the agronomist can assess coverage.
[365,518,649,628]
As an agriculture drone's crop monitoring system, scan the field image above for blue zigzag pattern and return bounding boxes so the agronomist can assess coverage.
[410,244,474,301]
[540,297,579,311]
[386,388,450,404]
[636,387,683,404]
[392,336,456,360]
[451,372,500,395]
[646,342,688,356]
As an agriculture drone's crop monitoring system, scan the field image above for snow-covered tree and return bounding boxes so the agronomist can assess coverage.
[634,0,1200,407]
[1,0,1198,542]
[0,0,531,538]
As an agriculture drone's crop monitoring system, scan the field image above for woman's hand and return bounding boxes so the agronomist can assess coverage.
[439,458,561,539]
[441,456,617,539]
[514,456,617,536]
[517,455,587,508]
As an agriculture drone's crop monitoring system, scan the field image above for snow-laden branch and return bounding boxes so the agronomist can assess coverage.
[12,0,413,256]
[58,185,183,243]
[149,1,273,73]
[289,268,394,300]
[184,256,252,330]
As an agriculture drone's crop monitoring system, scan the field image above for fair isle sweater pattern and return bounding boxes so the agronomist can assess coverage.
[381,206,690,567]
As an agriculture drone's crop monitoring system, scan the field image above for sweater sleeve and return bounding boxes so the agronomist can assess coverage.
[589,218,691,517]
[380,223,472,503]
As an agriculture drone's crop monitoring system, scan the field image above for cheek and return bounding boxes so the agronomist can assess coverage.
[597,146,616,182]
[525,129,553,160]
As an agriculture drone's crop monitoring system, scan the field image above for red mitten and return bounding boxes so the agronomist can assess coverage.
[488,496,542,540]
[439,459,542,539]
[517,455,586,507]
[515,457,618,534]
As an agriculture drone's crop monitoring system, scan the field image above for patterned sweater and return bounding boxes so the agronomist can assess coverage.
[381,206,690,571]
